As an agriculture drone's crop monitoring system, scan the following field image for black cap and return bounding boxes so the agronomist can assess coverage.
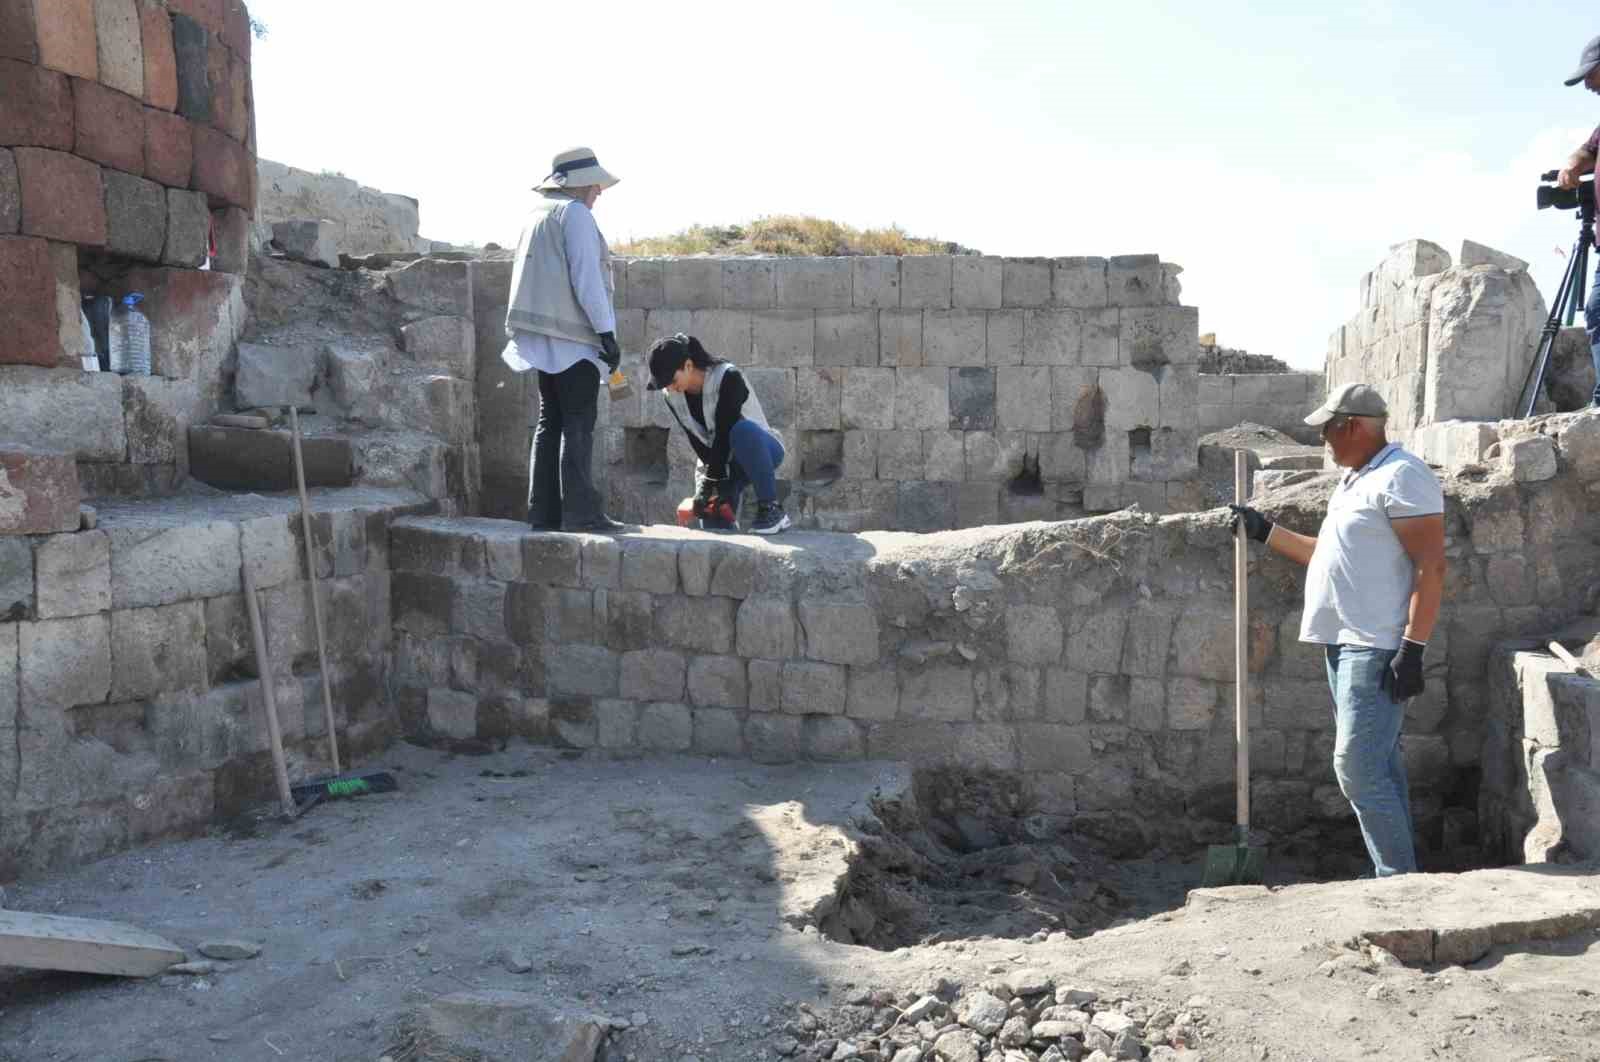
[645,333,691,391]
[1565,34,1600,86]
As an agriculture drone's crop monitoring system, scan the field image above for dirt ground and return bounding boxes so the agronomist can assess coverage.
[2,745,1598,1062]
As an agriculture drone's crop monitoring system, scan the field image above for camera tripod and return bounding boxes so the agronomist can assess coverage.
[1517,175,1597,416]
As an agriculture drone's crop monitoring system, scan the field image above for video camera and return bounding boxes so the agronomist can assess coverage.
[1537,169,1596,215]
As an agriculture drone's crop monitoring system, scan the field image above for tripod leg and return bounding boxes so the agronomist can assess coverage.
[1521,233,1587,417]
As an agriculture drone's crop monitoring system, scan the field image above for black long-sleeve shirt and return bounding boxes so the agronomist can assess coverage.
[683,367,749,480]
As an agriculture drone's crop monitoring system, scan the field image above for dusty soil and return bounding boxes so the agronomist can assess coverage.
[1,746,1598,1062]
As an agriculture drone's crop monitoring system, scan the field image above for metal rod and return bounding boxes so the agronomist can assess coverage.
[1234,450,1251,833]
[288,405,341,772]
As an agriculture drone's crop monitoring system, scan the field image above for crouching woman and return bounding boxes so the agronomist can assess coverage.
[645,333,790,534]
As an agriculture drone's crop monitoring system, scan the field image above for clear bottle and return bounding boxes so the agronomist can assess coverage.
[109,293,151,375]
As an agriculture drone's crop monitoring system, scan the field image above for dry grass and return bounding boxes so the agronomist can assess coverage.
[613,215,978,257]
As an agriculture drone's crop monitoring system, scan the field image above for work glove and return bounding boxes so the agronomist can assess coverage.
[597,331,621,373]
[1228,504,1274,544]
[1385,639,1427,701]
[694,476,721,509]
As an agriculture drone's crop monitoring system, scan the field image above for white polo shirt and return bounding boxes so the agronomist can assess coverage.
[1298,443,1443,650]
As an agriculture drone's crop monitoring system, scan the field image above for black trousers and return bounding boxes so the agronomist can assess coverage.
[528,359,602,528]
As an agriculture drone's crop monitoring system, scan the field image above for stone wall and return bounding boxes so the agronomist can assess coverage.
[476,254,1204,531]
[255,158,431,259]
[0,488,426,876]
[389,406,1600,854]
[1198,372,1324,444]
[1,0,257,500]
[1325,240,1546,440]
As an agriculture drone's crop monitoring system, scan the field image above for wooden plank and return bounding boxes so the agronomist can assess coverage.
[0,909,185,977]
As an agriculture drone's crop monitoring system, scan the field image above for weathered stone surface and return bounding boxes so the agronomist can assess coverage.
[32,530,108,619]
[272,219,339,269]
[103,171,166,262]
[1,537,31,621]
[73,75,146,175]
[12,147,105,245]
[162,186,208,267]
[0,447,80,534]
[0,366,125,460]
[427,688,478,740]
[952,256,1002,309]
[235,342,319,410]
[776,258,851,309]
[110,601,205,701]
[188,426,354,491]
[636,702,692,751]
[0,59,74,149]
[256,159,427,259]
[104,519,240,608]
[620,649,686,703]
[797,601,878,665]
[780,660,845,715]
[1006,605,1063,665]
[35,0,98,80]
[546,644,618,699]
[653,596,736,655]
[1504,434,1557,482]
[0,149,17,234]
[687,654,746,708]
[0,236,57,367]
[136,0,176,110]
[20,613,109,709]
[737,597,796,660]
[190,123,251,208]
[143,106,192,187]
[895,367,950,429]
[92,0,143,98]
[923,310,985,366]
[795,368,843,429]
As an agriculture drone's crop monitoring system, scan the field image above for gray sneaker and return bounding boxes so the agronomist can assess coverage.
[751,502,790,535]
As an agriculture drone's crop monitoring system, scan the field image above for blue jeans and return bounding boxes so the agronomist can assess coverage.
[1325,644,1417,877]
[722,419,785,510]
[1585,275,1600,406]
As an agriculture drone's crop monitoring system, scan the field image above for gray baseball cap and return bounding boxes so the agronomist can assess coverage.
[1565,34,1600,86]
[1304,382,1388,426]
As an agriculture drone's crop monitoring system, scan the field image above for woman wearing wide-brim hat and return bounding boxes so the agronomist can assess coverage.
[646,333,791,535]
[501,147,627,533]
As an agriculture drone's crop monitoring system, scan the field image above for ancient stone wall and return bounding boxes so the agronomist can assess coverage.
[1325,240,1546,440]
[390,407,1600,853]
[476,254,1204,530]
[1,0,257,501]
[1198,372,1324,444]
[255,158,431,259]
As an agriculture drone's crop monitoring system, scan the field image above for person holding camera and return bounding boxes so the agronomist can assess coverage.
[1559,35,1600,407]
[1230,383,1446,878]
[501,147,628,533]
[645,333,791,535]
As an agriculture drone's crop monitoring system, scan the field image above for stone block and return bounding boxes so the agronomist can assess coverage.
[618,539,677,594]
[591,699,634,748]
[923,309,985,366]
[776,258,851,309]
[1002,257,1051,307]
[13,147,105,245]
[952,256,1002,308]
[1,536,32,620]
[234,344,321,414]
[741,367,793,429]
[1504,434,1557,482]
[1022,310,1081,366]
[425,688,477,740]
[0,365,126,460]
[984,310,1023,367]
[1017,724,1094,772]
[33,530,108,618]
[142,106,192,186]
[1458,239,1527,272]
[190,122,250,208]
[93,0,143,98]
[135,0,175,109]
[109,600,204,701]
[798,600,879,665]
[897,481,953,531]
[36,0,98,79]
[623,259,663,309]
[547,644,618,699]
[0,0,37,63]
[621,649,686,703]
[691,706,743,756]
[654,595,736,655]
[188,426,353,491]
[996,366,1052,431]
[1052,256,1108,308]
[751,310,813,367]
[873,430,920,480]
[722,258,774,309]
[72,76,144,175]
[955,482,999,527]
[1078,306,1119,367]
[204,33,243,140]
[803,715,863,761]
[662,258,722,308]
[20,613,109,708]
[842,429,876,478]
[101,170,164,261]
[736,597,795,659]
[105,518,240,608]
[160,186,208,266]
[851,256,899,308]
[900,255,951,308]
[1100,368,1161,429]
[169,11,207,121]
[401,315,475,377]
[894,367,950,429]
[879,308,922,366]
[687,654,746,708]
[946,367,995,431]
[846,666,898,721]
[1106,254,1164,307]
[210,204,247,273]
[270,218,338,269]
[1167,677,1217,730]
[780,660,846,715]
[637,701,692,751]
[1043,668,1087,723]
[1122,305,1199,369]
[900,664,974,721]
[1007,604,1063,665]
[837,367,895,431]
[121,374,190,465]
[0,236,58,366]
[0,58,74,149]
[923,429,965,481]
[815,310,878,367]
[745,711,800,763]
[795,367,843,429]
[0,149,15,234]
[689,309,752,361]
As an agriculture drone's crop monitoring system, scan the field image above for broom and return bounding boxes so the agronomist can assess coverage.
[1201,450,1267,887]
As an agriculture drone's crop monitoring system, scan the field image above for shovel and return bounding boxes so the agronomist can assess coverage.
[1201,450,1267,887]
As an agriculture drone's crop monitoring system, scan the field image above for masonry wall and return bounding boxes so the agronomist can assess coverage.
[1,0,257,497]
[391,407,1600,854]
[476,254,1205,531]
[1197,372,1324,443]
[1325,240,1546,441]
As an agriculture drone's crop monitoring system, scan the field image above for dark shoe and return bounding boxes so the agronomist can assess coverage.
[527,520,562,532]
[750,502,790,535]
[564,516,630,534]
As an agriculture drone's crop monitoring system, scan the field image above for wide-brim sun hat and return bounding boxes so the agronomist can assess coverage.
[535,147,620,192]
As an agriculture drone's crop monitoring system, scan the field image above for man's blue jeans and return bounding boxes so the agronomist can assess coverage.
[1325,644,1417,877]
[723,419,785,510]
[1585,275,1600,406]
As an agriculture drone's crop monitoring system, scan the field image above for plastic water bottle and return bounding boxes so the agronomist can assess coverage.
[109,293,151,375]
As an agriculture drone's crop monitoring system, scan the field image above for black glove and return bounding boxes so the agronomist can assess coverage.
[1385,639,1426,701]
[694,477,721,506]
[1228,504,1274,544]
[597,331,621,373]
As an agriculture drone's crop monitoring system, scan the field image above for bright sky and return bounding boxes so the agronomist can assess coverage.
[247,0,1599,370]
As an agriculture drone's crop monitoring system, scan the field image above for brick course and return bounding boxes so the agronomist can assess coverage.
[13,147,106,245]
[143,105,191,186]
[73,76,145,175]
[0,59,74,149]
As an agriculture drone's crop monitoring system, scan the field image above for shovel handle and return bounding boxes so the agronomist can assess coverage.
[1235,450,1251,832]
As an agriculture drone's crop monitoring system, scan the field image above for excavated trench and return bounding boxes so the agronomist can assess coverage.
[819,768,1489,951]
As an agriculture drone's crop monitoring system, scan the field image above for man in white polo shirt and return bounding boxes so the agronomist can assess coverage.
[1230,383,1447,877]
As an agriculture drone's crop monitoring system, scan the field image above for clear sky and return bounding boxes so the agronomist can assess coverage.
[247,0,1599,370]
